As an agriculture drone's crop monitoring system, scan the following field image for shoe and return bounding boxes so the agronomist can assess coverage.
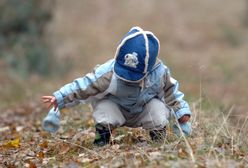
[149,127,166,142]
[93,127,111,146]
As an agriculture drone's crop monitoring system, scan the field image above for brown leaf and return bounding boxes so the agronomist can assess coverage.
[59,143,70,155]
[178,148,188,159]
[37,151,45,159]
[40,131,50,138]
[39,141,48,149]
[28,161,37,168]
[86,119,94,127]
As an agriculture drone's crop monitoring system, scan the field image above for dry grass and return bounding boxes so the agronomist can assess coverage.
[0,84,247,167]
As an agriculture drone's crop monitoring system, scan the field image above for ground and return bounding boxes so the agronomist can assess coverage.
[0,93,247,167]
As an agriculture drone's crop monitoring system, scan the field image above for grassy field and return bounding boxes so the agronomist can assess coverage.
[1,0,248,167]
[0,87,247,167]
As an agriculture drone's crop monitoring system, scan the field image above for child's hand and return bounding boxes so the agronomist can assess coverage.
[178,114,190,123]
[42,96,58,110]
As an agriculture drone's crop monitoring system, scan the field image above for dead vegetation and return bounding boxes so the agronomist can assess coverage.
[0,96,247,167]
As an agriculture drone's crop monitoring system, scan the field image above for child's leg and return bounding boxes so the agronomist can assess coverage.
[124,98,170,141]
[143,98,170,141]
[141,98,170,130]
[92,99,126,146]
[92,99,126,129]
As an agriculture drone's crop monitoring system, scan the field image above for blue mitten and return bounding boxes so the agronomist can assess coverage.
[42,107,60,133]
[173,122,191,136]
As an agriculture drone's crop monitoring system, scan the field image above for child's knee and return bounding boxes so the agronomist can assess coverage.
[142,114,169,130]
[92,99,126,128]
[146,99,170,118]
[93,114,125,129]
[141,99,170,129]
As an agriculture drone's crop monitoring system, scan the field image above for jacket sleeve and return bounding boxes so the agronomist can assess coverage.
[163,69,192,119]
[53,61,113,109]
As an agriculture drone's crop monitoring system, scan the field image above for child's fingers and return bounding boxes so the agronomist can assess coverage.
[42,99,51,103]
[41,96,57,109]
[42,96,56,103]
[42,96,53,99]
[51,97,56,103]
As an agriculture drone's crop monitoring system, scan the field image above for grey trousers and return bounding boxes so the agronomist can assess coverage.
[92,98,170,131]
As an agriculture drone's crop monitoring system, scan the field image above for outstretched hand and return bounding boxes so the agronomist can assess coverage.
[42,96,58,110]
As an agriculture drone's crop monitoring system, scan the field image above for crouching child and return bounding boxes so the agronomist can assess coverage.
[42,26,192,146]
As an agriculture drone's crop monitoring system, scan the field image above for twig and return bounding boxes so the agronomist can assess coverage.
[207,106,234,158]
[171,109,196,163]
[53,136,103,158]
[133,145,152,161]
[237,116,248,144]
[191,101,198,127]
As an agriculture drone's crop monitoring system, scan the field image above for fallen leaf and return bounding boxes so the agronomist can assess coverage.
[39,141,48,148]
[28,161,37,168]
[59,143,70,155]
[2,138,20,148]
[111,144,120,150]
[178,148,188,159]
[4,161,15,168]
[86,119,94,127]
[37,151,45,159]
[78,158,91,163]
[42,157,55,165]
[78,153,86,157]
[16,126,24,132]
[42,158,49,165]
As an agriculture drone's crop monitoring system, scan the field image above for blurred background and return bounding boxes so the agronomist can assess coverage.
[0,0,247,119]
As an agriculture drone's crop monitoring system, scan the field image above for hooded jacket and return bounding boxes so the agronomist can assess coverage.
[53,59,191,120]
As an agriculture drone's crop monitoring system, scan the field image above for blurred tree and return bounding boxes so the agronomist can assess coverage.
[244,0,248,27]
[0,0,54,78]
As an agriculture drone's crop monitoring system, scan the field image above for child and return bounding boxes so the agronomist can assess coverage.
[42,26,192,146]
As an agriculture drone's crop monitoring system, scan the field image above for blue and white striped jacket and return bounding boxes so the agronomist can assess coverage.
[53,59,191,119]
